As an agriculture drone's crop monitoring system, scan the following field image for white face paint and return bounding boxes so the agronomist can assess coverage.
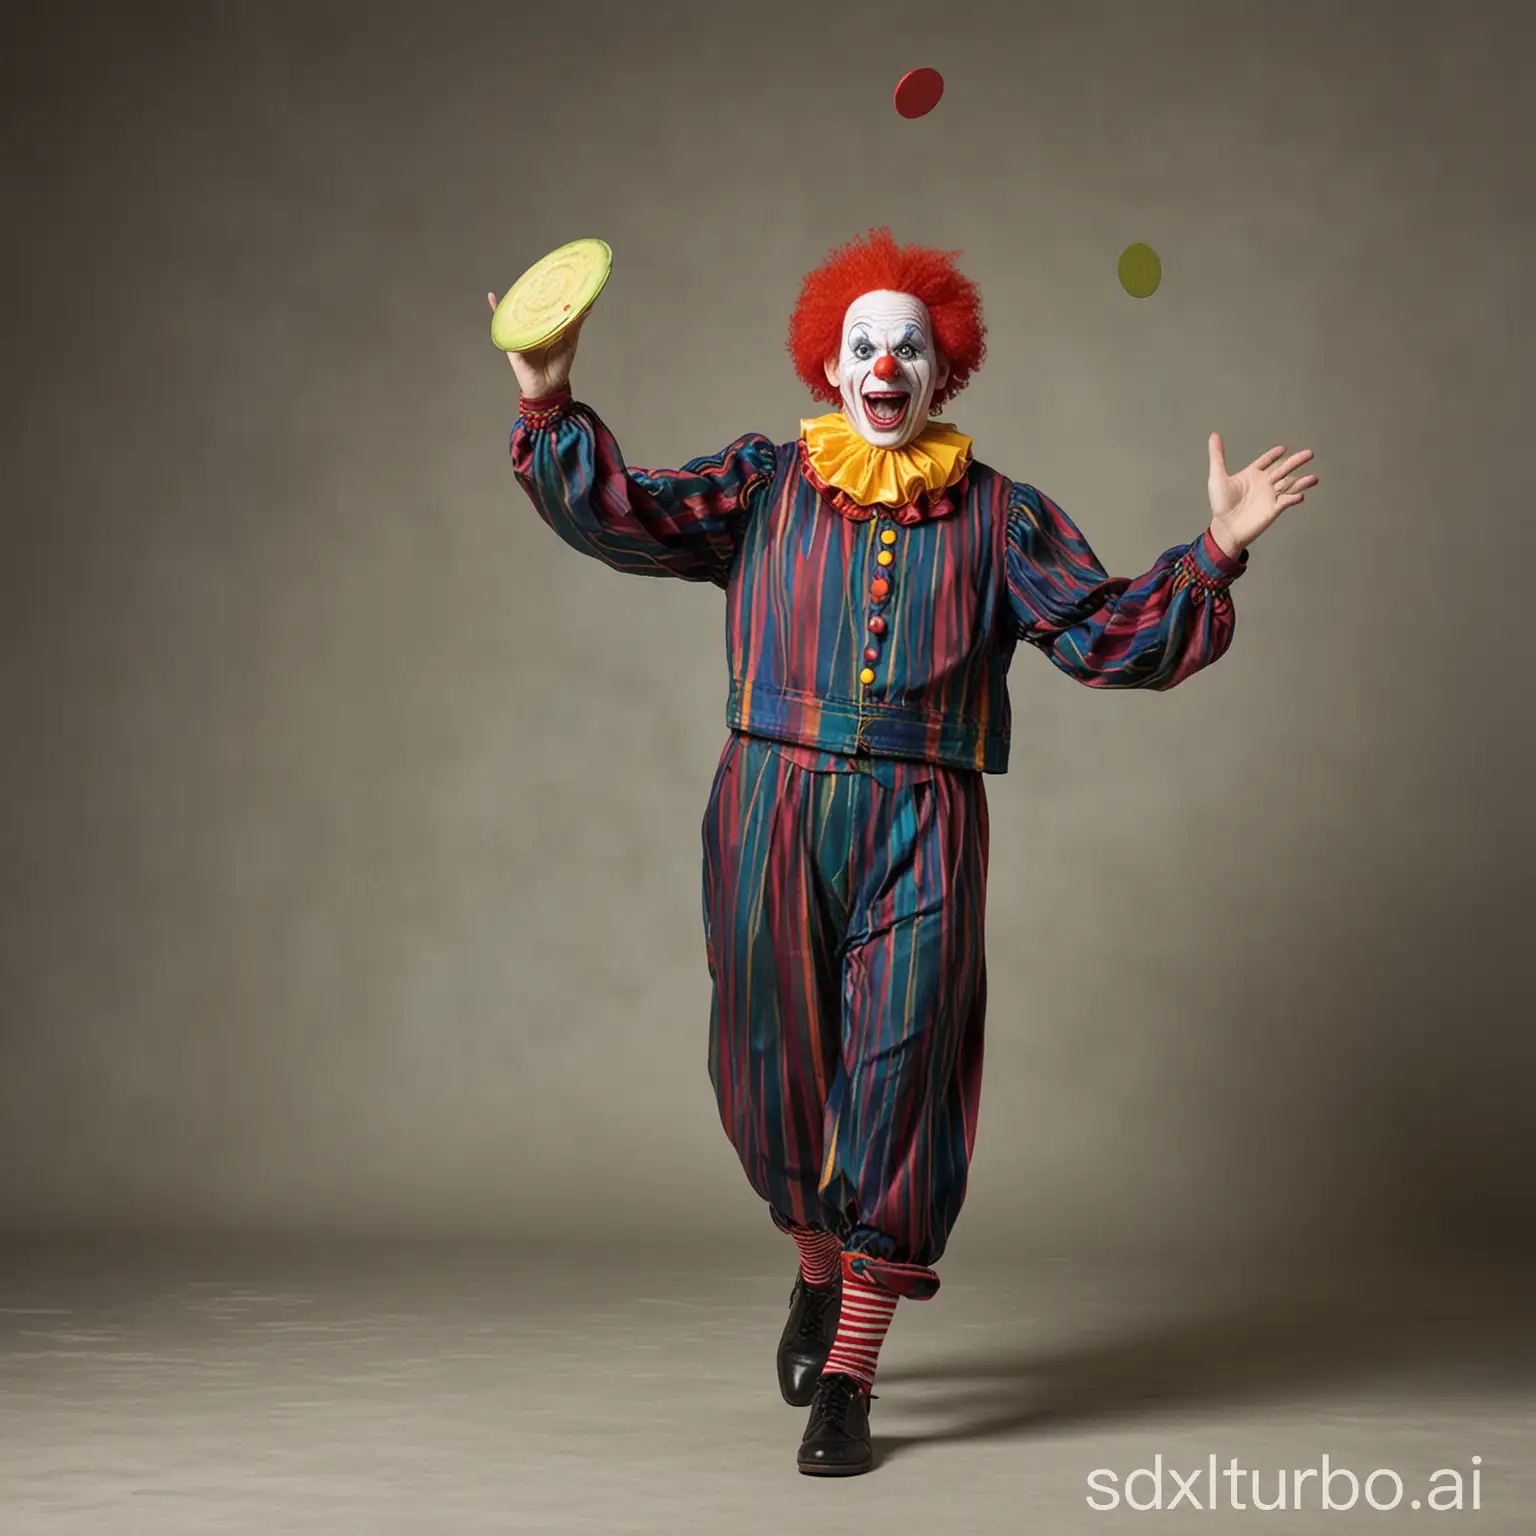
[825,289,949,449]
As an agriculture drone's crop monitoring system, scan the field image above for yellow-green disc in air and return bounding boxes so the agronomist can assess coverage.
[1117,242,1162,299]
[492,237,612,352]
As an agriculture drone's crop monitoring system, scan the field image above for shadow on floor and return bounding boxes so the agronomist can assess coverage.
[869,1270,1536,1464]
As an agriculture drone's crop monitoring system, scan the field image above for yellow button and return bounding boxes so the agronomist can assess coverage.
[876,550,894,567]
[880,529,897,545]
[859,667,876,685]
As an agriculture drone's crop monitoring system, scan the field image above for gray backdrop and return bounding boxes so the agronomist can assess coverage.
[2,0,1531,1265]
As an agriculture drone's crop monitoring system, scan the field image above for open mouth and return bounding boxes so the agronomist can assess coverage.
[861,391,910,430]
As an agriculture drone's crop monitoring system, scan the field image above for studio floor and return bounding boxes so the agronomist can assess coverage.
[1,1241,1531,1534]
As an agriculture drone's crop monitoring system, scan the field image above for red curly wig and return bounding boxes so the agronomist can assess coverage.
[787,227,986,412]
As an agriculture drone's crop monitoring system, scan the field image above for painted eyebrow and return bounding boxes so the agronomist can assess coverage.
[846,321,926,347]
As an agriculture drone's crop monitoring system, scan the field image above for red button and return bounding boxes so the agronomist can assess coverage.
[864,646,879,662]
[868,616,887,635]
[870,578,890,598]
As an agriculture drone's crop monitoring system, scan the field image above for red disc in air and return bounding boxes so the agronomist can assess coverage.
[893,67,944,119]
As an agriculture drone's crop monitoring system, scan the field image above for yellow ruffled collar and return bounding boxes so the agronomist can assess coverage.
[799,411,973,511]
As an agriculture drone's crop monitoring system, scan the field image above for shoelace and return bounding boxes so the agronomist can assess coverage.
[792,1281,839,1342]
[809,1373,875,1428]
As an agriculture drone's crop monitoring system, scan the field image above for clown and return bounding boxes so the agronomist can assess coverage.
[489,228,1317,1476]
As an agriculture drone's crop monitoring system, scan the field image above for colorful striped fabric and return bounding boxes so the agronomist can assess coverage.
[704,733,987,1300]
[510,392,1251,1298]
[510,392,1249,774]
[762,739,934,787]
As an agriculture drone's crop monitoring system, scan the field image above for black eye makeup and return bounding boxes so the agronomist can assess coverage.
[844,320,927,365]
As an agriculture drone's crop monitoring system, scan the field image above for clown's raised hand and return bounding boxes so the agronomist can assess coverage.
[1206,434,1319,559]
[487,291,589,398]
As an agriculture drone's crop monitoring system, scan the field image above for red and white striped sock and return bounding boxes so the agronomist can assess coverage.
[787,1225,842,1288]
[822,1271,897,1390]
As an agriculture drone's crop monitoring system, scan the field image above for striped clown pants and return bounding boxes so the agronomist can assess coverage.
[702,731,988,1301]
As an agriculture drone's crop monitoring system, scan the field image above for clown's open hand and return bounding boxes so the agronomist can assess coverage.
[1206,434,1319,559]
[487,291,588,398]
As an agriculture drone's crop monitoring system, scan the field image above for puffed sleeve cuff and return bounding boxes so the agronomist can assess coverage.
[1174,528,1249,601]
[516,385,574,431]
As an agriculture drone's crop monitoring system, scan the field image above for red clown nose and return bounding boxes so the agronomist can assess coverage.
[872,355,899,381]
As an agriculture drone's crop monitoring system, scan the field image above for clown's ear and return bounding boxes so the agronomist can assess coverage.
[823,356,841,389]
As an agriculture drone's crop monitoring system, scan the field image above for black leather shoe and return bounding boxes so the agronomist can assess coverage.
[777,1275,841,1406]
[797,1371,874,1475]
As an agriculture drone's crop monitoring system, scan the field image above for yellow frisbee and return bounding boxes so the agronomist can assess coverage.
[491,237,612,353]
[1117,242,1162,299]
